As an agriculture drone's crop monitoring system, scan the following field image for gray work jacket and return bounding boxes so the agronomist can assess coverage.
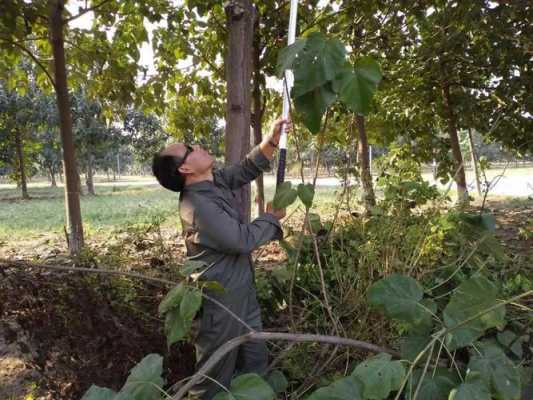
[179,146,283,294]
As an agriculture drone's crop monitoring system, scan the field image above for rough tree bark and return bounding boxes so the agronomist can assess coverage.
[467,127,482,196]
[441,80,468,205]
[86,153,95,195]
[49,0,84,255]
[252,8,265,215]
[14,128,29,199]
[355,115,375,213]
[49,166,57,187]
[225,0,255,222]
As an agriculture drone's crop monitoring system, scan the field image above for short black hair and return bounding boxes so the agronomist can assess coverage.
[152,152,186,192]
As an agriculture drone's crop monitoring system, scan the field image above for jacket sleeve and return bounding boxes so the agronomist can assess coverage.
[193,195,283,255]
[216,145,271,190]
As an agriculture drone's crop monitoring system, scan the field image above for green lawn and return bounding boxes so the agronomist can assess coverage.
[0,180,346,241]
[0,184,181,240]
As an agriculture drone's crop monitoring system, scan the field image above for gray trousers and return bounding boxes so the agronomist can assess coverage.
[190,288,268,400]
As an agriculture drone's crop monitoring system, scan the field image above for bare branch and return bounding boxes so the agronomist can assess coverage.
[63,0,114,24]
[172,331,399,400]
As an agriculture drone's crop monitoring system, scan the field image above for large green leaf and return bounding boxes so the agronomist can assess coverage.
[297,183,315,208]
[307,376,364,400]
[291,32,346,97]
[449,373,491,400]
[497,330,524,358]
[468,342,521,400]
[81,385,117,400]
[351,353,405,399]
[276,38,307,77]
[180,259,207,277]
[273,181,298,209]
[406,368,460,400]
[333,57,382,115]
[443,275,505,350]
[368,274,434,331]
[116,354,165,400]
[165,308,190,347]
[400,335,431,362]
[180,287,202,321]
[212,373,275,400]
[158,283,186,315]
[266,370,289,394]
[293,82,337,133]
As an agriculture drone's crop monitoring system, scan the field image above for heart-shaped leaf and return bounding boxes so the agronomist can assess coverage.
[213,373,275,400]
[351,353,405,399]
[273,181,298,209]
[443,275,505,350]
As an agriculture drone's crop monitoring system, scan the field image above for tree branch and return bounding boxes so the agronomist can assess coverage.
[172,331,399,400]
[0,38,56,88]
[63,0,114,24]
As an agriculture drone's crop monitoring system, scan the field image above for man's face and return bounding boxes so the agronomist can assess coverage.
[162,143,214,176]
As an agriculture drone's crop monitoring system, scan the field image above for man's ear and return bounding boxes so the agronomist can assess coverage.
[178,164,193,175]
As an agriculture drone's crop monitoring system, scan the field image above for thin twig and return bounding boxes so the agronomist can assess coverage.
[63,0,114,24]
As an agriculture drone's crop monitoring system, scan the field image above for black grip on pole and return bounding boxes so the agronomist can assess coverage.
[276,148,287,187]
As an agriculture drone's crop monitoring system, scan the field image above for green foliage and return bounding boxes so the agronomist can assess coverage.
[306,376,364,400]
[368,274,435,333]
[376,145,440,213]
[273,181,316,210]
[212,373,275,400]
[468,342,522,400]
[158,283,202,347]
[406,368,460,400]
[81,354,165,400]
[297,183,315,209]
[277,31,381,133]
[266,370,289,394]
[443,275,506,350]
[273,181,298,209]
[81,385,117,400]
[449,373,491,400]
[351,353,405,399]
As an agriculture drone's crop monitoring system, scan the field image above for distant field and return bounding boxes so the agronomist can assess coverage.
[1,166,531,241]
[0,175,342,241]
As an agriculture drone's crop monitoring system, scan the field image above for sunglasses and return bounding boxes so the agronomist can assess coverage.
[176,144,194,169]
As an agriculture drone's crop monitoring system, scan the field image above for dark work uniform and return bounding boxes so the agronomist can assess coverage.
[179,146,283,399]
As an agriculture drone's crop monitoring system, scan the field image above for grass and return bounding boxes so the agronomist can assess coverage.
[0,183,181,240]
[0,176,349,242]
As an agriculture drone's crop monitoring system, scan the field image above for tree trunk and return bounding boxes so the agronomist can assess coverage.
[252,9,265,216]
[14,129,29,199]
[116,153,120,180]
[441,81,468,205]
[50,0,84,255]
[49,166,57,187]
[355,115,375,213]
[467,128,482,196]
[86,153,95,195]
[225,0,255,222]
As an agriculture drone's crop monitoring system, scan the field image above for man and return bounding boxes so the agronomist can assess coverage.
[152,118,290,399]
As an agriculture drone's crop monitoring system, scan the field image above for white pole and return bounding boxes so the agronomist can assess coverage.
[279,0,298,150]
